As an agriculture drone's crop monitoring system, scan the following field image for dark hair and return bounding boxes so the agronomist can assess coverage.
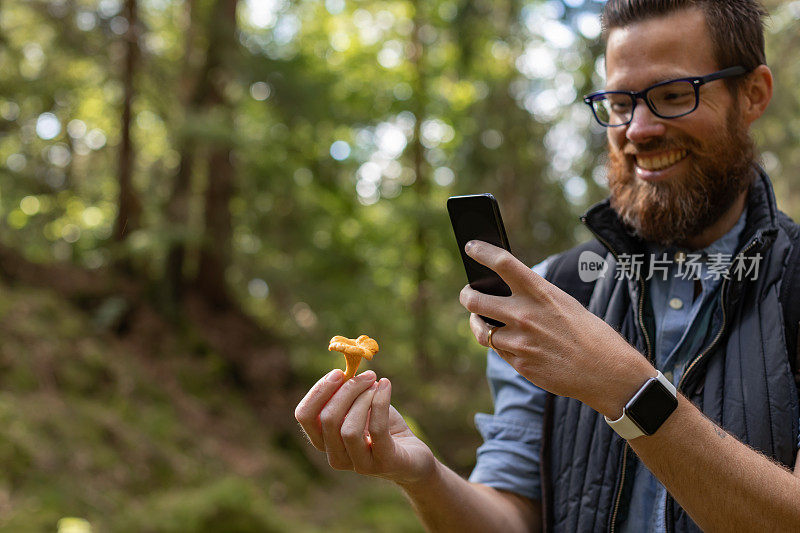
[602,1,767,90]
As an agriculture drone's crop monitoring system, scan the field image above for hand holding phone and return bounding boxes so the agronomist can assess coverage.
[447,193,512,328]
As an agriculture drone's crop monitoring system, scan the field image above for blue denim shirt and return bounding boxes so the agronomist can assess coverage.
[469,209,800,529]
[620,210,745,532]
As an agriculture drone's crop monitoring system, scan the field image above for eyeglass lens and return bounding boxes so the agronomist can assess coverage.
[592,80,697,126]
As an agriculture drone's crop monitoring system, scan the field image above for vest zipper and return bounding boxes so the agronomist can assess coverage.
[610,275,652,533]
[609,445,630,533]
[663,235,762,533]
[676,235,760,391]
[582,220,654,532]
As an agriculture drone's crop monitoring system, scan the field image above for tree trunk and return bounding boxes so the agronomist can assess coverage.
[409,0,432,374]
[114,0,142,243]
[165,0,201,303]
[165,150,194,303]
[165,0,236,306]
[194,0,238,308]
[196,145,234,308]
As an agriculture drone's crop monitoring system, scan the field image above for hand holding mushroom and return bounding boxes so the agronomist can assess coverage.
[295,333,436,487]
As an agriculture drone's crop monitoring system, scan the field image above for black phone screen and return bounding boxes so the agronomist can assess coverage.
[447,194,512,328]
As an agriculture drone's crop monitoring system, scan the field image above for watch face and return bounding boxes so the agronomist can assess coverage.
[626,378,679,435]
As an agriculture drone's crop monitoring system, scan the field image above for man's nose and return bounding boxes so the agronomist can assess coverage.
[625,101,667,143]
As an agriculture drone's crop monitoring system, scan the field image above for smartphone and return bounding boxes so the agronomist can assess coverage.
[447,193,512,328]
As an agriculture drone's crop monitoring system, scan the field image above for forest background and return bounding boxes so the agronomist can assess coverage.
[0,0,797,531]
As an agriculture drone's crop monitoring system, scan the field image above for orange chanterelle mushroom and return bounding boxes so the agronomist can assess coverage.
[328,335,379,379]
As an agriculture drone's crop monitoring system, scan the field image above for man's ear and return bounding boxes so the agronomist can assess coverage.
[739,64,773,126]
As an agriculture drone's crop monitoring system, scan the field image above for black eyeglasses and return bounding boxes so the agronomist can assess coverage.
[583,66,747,127]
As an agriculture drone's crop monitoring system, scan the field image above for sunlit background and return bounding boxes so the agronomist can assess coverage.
[0,0,798,531]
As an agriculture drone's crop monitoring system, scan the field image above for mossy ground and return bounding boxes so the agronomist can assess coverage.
[0,280,423,532]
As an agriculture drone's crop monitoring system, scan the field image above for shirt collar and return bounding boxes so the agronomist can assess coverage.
[702,207,747,257]
[646,206,747,261]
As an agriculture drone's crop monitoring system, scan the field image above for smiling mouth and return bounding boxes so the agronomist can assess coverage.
[635,149,689,171]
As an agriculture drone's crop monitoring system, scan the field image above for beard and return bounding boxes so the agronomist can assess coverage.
[606,106,755,247]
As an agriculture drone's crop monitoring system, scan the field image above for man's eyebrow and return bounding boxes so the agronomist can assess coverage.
[605,72,693,91]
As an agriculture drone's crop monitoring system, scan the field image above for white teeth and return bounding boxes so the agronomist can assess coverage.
[636,150,688,171]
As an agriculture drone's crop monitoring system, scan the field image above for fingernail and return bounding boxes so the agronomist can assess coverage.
[465,241,476,253]
[326,369,343,383]
[357,370,376,382]
[378,378,388,390]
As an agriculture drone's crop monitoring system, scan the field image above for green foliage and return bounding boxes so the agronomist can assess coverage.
[0,0,798,529]
[116,478,286,533]
[758,0,800,219]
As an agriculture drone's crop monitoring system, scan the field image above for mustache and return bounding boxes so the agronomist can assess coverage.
[621,136,702,156]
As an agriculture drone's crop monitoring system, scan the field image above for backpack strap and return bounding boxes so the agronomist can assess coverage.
[778,215,800,395]
[544,239,607,308]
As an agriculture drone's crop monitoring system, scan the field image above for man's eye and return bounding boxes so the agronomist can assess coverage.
[662,91,692,102]
[606,98,631,113]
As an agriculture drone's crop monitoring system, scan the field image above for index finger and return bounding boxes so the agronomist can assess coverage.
[295,369,345,449]
[464,240,541,292]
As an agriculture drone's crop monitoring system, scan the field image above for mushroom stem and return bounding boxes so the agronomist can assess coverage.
[343,353,362,379]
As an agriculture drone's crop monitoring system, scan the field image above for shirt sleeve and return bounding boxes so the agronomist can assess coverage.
[468,258,551,501]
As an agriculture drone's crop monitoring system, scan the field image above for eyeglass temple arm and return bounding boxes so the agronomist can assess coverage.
[698,66,748,84]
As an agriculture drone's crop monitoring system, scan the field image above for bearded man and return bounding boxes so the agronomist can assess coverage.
[295,1,800,531]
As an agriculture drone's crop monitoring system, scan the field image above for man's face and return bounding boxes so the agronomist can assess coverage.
[604,8,754,247]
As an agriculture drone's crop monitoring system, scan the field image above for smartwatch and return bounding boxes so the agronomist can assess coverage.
[604,370,678,440]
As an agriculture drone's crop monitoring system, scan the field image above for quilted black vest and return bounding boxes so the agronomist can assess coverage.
[540,169,800,532]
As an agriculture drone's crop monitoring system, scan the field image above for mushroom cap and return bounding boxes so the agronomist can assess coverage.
[328,335,379,360]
